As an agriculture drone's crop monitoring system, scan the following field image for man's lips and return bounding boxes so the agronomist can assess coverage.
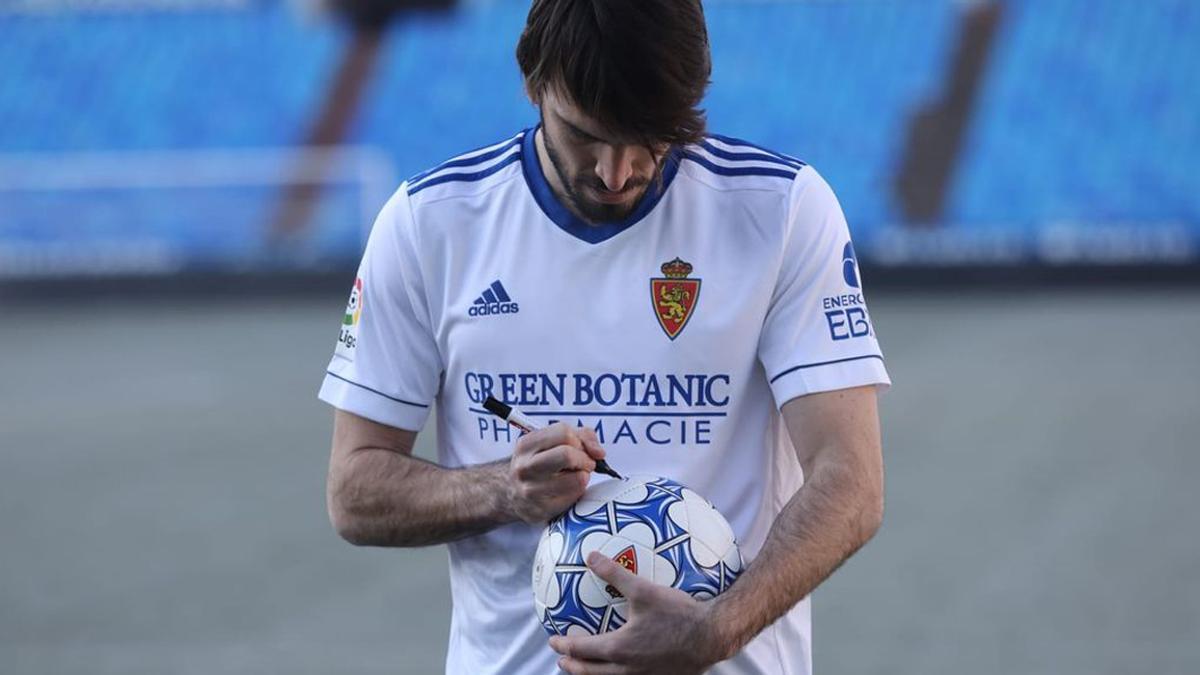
[587,184,642,204]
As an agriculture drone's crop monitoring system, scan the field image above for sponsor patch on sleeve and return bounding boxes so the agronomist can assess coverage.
[335,277,363,360]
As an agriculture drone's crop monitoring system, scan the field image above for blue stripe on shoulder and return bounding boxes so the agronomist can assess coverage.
[406,134,524,187]
[707,134,806,168]
[699,140,803,170]
[406,150,522,196]
[681,151,798,180]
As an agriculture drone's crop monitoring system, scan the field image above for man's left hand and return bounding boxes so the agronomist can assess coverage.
[548,551,731,674]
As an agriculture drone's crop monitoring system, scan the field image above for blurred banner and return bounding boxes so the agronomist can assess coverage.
[1,0,1197,282]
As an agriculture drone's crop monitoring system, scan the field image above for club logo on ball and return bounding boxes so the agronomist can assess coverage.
[606,546,639,598]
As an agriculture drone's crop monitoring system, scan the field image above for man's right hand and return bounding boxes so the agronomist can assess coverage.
[505,423,607,524]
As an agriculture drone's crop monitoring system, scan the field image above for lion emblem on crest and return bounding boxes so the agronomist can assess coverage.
[649,257,701,340]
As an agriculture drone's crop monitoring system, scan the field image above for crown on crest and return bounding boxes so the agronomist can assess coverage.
[660,257,693,278]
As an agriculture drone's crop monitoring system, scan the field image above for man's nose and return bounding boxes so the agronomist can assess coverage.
[595,145,636,192]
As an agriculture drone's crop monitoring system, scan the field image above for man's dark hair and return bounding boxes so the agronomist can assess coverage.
[516,0,712,148]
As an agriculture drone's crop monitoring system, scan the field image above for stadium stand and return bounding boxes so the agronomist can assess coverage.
[0,0,1197,276]
[948,0,1200,225]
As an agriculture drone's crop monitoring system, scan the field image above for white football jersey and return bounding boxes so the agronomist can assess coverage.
[319,126,890,675]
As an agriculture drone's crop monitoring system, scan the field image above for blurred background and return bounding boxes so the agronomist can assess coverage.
[1,0,1197,673]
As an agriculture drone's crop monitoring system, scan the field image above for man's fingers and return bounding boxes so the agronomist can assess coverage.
[577,426,607,460]
[557,656,624,675]
[513,422,583,457]
[521,467,591,501]
[548,631,619,662]
[586,551,647,602]
[523,445,595,477]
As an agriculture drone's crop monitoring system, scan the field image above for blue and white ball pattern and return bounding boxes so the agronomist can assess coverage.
[531,475,744,636]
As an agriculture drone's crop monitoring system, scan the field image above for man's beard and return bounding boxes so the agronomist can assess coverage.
[542,124,653,224]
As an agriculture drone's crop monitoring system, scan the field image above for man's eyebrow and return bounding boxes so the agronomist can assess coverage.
[557,113,606,142]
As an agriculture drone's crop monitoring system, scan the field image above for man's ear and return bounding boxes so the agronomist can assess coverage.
[523,79,541,106]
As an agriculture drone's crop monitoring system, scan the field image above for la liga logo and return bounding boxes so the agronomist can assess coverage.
[337,277,363,356]
[343,277,363,327]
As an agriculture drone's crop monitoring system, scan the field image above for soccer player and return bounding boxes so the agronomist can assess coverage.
[318,1,890,673]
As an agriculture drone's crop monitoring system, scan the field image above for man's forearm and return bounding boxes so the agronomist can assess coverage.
[708,450,884,657]
[328,413,603,549]
[329,448,515,547]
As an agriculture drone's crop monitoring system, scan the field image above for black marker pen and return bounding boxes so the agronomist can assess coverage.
[482,396,622,479]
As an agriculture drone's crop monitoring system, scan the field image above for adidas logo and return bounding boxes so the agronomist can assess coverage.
[468,280,520,317]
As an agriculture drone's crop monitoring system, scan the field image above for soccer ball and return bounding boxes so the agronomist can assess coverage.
[531,475,743,636]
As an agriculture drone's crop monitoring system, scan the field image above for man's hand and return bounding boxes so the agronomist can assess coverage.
[548,551,729,675]
[506,423,606,524]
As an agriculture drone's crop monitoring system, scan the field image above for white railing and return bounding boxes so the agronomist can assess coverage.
[0,145,397,278]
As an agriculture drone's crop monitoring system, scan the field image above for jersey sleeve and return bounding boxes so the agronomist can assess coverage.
[317,188,442,431]
[757,167,891,408]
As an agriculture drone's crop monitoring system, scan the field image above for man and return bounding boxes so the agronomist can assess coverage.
[318,1,890,673]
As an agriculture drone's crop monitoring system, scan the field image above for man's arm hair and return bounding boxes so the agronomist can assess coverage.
[326,408,604,547]
[708,385,885,657]
[326,409,516,546]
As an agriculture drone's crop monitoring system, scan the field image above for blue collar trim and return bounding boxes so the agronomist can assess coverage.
[520,125,680,244]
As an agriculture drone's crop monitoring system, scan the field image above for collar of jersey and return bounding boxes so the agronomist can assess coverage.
[520,125,681,245]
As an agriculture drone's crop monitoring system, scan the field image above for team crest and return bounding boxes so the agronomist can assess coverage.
[605,546,639,598]
[650,257,701,340]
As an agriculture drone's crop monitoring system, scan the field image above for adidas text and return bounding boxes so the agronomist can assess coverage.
[469,302,520,317]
